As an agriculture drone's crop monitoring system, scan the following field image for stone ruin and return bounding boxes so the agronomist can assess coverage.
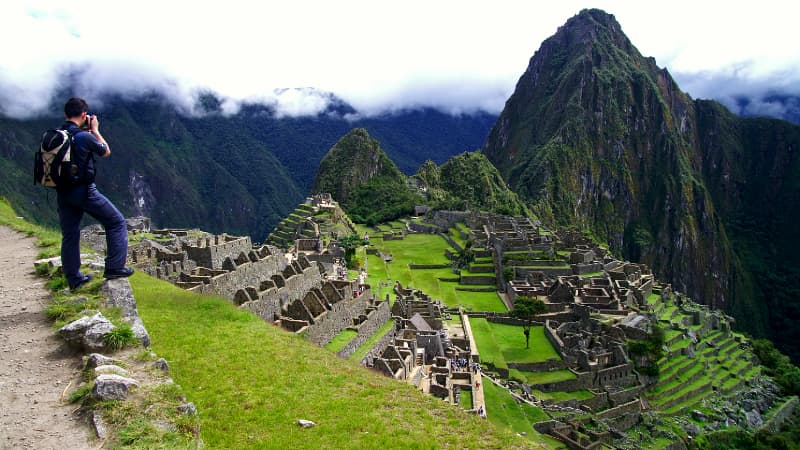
[359,283,486,415]
[129,229,387,348]
[117,210,774,449]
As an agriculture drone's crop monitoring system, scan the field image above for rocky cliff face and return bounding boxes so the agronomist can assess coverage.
[484,9,800,355]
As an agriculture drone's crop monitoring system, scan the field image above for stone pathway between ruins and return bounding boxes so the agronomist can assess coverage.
[0,226,91,449]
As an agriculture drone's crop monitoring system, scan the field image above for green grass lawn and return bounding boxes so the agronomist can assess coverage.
[459,389,473,410]
[578,271,605,278]
[325,329,357,353]
[532,389,595,402]
[512,369,576,385]
[482,377,563,448]
[366,233,506,312]
[377,233,452,265]
[349,319,395,362]
[471,318,561,369]
[448,227,466,248]
[131,273,534,449]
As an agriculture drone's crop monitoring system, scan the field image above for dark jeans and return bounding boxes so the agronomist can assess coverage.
[57,183,128,287]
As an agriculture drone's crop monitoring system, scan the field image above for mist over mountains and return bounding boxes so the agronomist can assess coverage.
[0,91,495,239]
[1,7,799,365]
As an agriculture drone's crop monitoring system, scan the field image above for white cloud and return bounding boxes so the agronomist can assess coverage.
[2,0,799,118]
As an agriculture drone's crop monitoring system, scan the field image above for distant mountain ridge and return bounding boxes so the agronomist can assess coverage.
[484,9,800,361]
[0,93,495,239]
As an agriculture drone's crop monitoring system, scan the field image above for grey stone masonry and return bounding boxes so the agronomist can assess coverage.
[338,301,392,359]
[184,234,254,270]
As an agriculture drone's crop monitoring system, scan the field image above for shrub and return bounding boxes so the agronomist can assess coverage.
[104,324,138,350]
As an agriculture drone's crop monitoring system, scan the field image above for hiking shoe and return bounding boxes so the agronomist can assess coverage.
[70,274,93,291]
[103,267,135,279]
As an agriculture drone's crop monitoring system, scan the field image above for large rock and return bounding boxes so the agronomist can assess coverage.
[745,410,764,428]
[92,374,140,401]
[59,313,115,351]
[102,278,151,347]
[94,365,129,377]
[85,353,121,369]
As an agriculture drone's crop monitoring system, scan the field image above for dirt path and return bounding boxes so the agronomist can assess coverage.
[0,226,91,449]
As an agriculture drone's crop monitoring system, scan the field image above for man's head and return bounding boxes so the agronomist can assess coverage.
[64,97,89,121]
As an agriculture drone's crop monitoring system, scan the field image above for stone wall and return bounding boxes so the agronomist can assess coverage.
[572,263,604,275]
[239,265,324,323]
[545,320,566,359]
[595,399,641,431]
[762,395,799,433]
[595,364,634,387]
[580,392,610,412]
[408,222,440,234]
[189,253,289,299]
[337,301,392,359]
[608,385,644,406]
[534,370,590,392]
[508,359,566,372]
[440,233,463,252]
[431,211,471,229]
[361,324,399,366]
[305,288,374,346]
[184,235,253,270]
[460,275,496,285]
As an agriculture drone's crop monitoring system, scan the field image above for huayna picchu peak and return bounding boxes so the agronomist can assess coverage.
[484,8,800,363]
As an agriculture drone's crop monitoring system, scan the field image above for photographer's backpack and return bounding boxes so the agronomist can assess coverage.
[34,129,80,188]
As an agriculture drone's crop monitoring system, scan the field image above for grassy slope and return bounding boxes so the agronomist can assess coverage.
[0,198,61,258]
[131,272,534,449]
[481,377,565,449]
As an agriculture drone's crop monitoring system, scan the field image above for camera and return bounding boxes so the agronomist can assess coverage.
[81,113,94,130]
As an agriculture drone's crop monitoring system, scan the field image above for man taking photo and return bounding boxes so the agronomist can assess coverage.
[57,97,133,290]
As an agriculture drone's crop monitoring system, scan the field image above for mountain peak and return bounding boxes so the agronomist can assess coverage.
[546,8,636,63]
[311,128,404,206]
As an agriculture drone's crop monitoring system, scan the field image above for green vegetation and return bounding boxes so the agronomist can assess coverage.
[103,323,138,350]
[349,320,395,362]
[325,329,357,353]
[412,152,530,215]
[0,99,496,240]
[532,389,595,402]
[481,7,800,369]
[511,296,547,349]
[627,325,665,376]
[338,234,367,268]
[470,318,561,369]
[312,128,423,226]
[481,377,563,448]
[131,273,529,448]
[365,232,506,312]
[752,338,800,395]
[512,370,576,385]
[0,197,61,258]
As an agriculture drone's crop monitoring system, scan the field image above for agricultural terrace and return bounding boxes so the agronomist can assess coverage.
[470,318,561,368]
[356,225,506,312]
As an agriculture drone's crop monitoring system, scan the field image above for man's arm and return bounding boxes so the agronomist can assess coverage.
[88,115,111,157]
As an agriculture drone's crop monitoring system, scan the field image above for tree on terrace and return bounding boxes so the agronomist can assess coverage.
[511,296,546,349]
[338,234,367,268]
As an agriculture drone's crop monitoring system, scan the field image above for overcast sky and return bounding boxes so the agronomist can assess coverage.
[2,0,799,119]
